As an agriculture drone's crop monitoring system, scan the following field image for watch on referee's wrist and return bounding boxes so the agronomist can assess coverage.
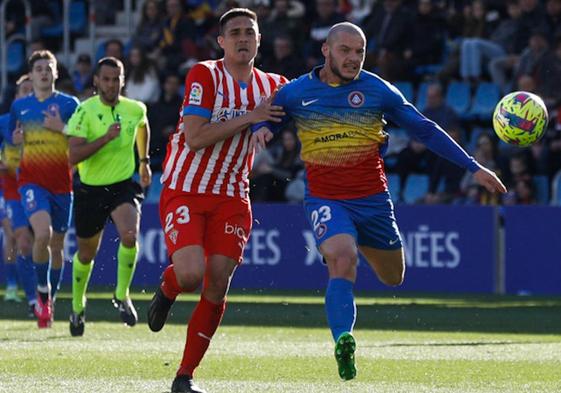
[139,157,150,164]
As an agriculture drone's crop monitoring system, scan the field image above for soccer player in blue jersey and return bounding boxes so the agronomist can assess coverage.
[0,75,38,315]
[252,22,507,381]
[9,50,79,328]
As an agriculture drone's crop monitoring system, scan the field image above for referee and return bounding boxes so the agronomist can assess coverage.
[66,57,152,336]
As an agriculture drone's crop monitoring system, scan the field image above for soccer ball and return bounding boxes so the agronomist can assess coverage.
[492,91,549,147]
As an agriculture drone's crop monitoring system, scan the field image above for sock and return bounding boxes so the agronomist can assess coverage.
[34,262,50,302]
[50,263,64,300]
[5,263,18,287]
[16,256,37,303]
[325,278,356,342]
[115,243,138,300]
[72,253,94,313]
[177,296,226,377]
[160,265,184,300]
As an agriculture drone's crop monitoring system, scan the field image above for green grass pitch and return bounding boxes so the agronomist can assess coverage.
[1,290,561,392]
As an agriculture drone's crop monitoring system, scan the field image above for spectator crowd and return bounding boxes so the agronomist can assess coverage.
[2,0,561,205]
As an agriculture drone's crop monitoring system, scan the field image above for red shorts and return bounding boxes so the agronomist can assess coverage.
[159,190,252,263]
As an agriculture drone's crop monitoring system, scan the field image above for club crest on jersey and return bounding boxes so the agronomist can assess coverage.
[189,82,203,105]
[168,229,178,245]
[315,223,327,239]
[48,103,60,115]
[348,91,365,108]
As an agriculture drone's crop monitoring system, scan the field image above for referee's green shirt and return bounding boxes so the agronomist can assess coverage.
[67,95,147,186]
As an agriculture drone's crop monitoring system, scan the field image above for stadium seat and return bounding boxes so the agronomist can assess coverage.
[386,128,409,155]
[415,82,430,113]
[445,81,471,117]
[469,82,501,121]
[402,174,429,204]
[386,173,401,203]
[533,175,549,205]
[41,1,87,37]
[394,81,414,103]
[7,40,25,74]
[467,127,490,153]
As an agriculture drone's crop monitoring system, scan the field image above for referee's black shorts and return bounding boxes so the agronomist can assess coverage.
[73,178,145,238]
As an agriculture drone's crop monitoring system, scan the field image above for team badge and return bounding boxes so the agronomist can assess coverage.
[169,229,178,245]
[315,223,327,239]
[48,103,60,115]
[188,82,203,105]
[348,91,365,108]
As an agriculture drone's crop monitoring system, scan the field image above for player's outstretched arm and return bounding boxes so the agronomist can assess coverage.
[473,167,507,194]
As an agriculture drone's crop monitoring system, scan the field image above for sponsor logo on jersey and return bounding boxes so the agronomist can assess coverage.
[188,82,203,105]
[348,91,365,108]
[213,108,247,122]
[313,131,356,144]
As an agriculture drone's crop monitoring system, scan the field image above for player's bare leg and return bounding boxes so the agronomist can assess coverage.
[320,234,359,380]
[359,246,405,287]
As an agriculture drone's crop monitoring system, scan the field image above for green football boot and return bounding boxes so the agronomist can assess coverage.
[334,332,357,381]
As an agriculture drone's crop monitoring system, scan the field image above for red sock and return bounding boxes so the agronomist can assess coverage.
[177,296,226,377]
[160,265,184,300]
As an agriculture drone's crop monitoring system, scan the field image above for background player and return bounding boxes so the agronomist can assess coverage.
[10,50,79,328]
[147,8,286,393]
[66,56,151,336]
[252,22,506,381]
[1,75,37,315]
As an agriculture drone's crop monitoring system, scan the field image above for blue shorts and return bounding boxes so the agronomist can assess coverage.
[6,198,29,230]
[303,191,402,250]
[0,195,6,221]
[19,184,73,233]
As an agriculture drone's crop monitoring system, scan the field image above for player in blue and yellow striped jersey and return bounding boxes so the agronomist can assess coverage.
[252,22,507,381]
[9,50,79,328]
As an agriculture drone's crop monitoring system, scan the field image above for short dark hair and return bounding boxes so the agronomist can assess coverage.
[219,8,257,35]
[28,50,57,70]
[95,56,124,75]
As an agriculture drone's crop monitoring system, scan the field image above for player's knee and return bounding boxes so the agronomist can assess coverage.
[204,274,231,300]
[120,232,138,248]
[33,231,51,248]
[175,266,204,292]
[380,269,404,287]
[78,249,96,264]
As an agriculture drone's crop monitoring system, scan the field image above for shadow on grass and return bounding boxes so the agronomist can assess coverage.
[1,289,560,335]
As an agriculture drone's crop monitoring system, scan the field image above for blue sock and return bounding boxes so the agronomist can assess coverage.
[50,263,64,299]
[17,256,37,303]
[34,261,49,289]
[325,278,356,342]
[5,263,18,287]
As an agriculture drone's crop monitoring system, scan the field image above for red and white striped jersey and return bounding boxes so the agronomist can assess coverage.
[161,59,287,200]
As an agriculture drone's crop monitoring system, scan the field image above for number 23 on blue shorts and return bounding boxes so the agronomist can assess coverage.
[303,191,402,250]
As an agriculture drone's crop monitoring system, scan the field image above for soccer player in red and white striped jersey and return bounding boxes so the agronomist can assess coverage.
[148,8,287,393]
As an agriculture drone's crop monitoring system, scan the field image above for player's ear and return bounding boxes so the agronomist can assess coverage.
[217,35,224,50]
[321,42,329,58]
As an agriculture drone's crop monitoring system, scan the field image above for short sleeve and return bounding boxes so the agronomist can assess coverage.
[182,63,216,119]
[66,105,89,138]
[61,96,80,122]
[136,101,148,128]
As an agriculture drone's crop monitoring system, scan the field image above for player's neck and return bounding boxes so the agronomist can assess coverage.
[223,58,253,84]
[34,87,54,101]
[100,95,120,107]
[319,66,349,86]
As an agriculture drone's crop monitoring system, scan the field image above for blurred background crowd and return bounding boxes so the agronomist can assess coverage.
[1,0,561,205]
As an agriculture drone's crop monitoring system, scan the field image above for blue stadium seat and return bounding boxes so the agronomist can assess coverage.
[402,174,429,204]
[469,82,500,121]
[415,82,430,113]
[445,81,471,117]
[386,173,401,203]
[467,127,491,153]
[7,40,25,74]
[533,175,549,205]
[394,81,414,103]
[41,1,87,37]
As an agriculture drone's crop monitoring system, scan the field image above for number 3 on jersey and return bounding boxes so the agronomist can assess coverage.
[165,205,190,233]
[310,205,331,239]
